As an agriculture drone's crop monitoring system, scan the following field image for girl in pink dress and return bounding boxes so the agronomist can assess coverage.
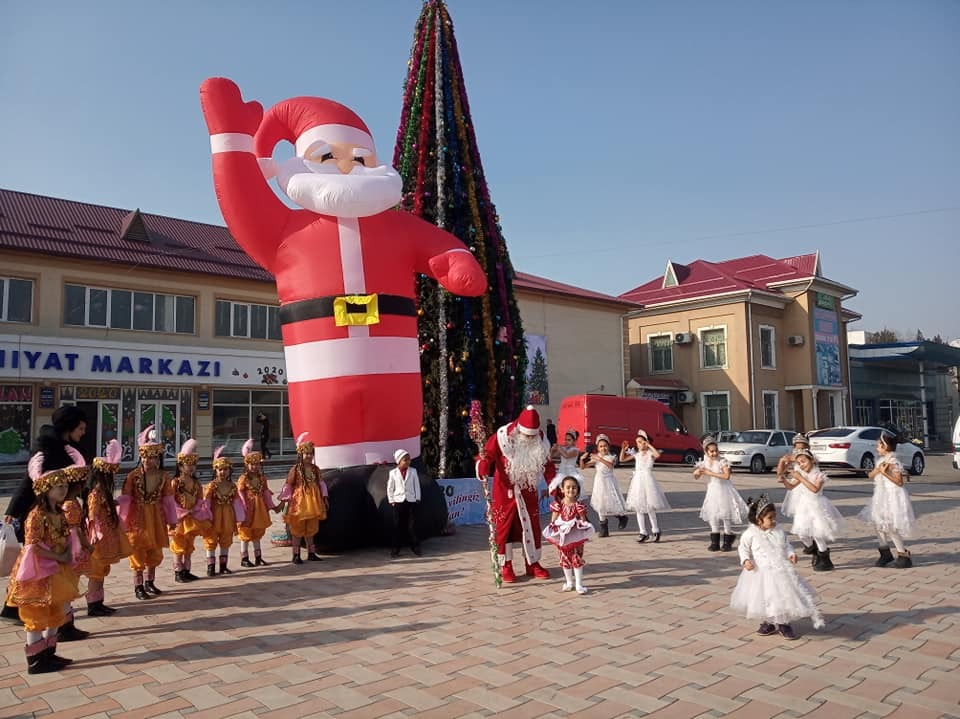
[542,476,596,594]
[85,440,131,615]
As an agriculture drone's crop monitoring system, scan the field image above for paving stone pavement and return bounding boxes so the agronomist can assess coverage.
[2,460,958,719]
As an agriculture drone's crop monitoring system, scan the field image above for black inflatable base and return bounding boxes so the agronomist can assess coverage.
[313,457,448,551]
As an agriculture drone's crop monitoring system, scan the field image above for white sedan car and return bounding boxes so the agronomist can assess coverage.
[717,429,796,473]
[808,426,925,476]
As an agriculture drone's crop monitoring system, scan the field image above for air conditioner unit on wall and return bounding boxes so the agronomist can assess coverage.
[787,335,805,346]
[674,332,694,344]
[677,391,696,404]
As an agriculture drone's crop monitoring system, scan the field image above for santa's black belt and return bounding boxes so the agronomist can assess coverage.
[279,293,417,327]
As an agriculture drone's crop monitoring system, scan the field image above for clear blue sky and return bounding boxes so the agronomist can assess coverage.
[2,1,958,339]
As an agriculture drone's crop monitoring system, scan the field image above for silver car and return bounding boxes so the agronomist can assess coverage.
[717,430,796,474]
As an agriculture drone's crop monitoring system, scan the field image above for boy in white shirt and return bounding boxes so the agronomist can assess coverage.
[387,449,422,557]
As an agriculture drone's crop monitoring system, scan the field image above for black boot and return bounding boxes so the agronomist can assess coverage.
[708,533,721,551]
[183,569,200,581]
[144,581,162,595]
[240,556,254,568]
[100,602,118,614]
[207,562,217,577]
[219,557,232,575]
[810,545,819,568]
[25,640,53,675]
[87,600,112,617]
[814,548,834,571]
[254,554,268,566]
[894,550,913,568]
[599,520,610,538]
[721,534,736,552]
[0,603,21,622]
[174,569,185,583]
[44,641,72,669]
[617,515,628,530]
[802,543,817,555]
[57,619,90,642]
[875,547,895,567]
[292,553,303,564]
[306,552,322,562]
[135,585,151,600]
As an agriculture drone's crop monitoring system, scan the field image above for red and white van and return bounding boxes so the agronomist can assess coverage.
[557,394,703,464]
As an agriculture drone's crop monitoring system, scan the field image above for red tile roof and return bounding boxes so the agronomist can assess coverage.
[0,188,274,282]
[514,271,639,308]
[618,253,821,306]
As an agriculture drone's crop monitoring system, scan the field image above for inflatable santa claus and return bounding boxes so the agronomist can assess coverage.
[477,406,556,583]
[199,78,487,468]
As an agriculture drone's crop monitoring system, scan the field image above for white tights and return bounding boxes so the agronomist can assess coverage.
[636,511,660,535]
[709,519,732,534]
[878,530,906,553]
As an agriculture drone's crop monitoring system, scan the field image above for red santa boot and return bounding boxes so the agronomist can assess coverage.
[526,561,551,579]
[501,561,517,583]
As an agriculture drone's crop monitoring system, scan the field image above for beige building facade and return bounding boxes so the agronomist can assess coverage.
[621,254,860,438]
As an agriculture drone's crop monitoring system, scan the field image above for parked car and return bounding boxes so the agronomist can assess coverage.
[807,426,925,476]
[953,416,960,471]
[717,429,797,473]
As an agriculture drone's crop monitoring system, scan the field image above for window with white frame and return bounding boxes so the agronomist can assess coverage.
[215,300,282,340]
[0,277,33,323]
[702,391,730,432]
[759,325,776,369]
[700,327,727,368]
[64,284,195,333]
[648,334,673,373]
[762,391,779,429]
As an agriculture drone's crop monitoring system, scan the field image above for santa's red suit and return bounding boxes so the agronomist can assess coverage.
[477,406,556,582]
[200,78,487,468]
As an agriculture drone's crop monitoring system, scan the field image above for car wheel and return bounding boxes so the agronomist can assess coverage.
[682,451,699,466]
[911,453,925,476]
[750,454,766,474]
[858,453,875,476]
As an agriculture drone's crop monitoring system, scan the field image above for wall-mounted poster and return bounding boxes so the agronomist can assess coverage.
[814,307,842,386]
[524,334,549,405]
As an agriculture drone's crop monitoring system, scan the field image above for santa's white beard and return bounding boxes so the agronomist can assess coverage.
[503,432,549,491]
[277,158,402,218]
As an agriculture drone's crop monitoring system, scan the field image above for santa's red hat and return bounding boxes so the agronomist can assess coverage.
[515,405,541,436]
[254,97,376,161]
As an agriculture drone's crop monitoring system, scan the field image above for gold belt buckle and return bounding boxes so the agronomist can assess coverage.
[333,294,380,326]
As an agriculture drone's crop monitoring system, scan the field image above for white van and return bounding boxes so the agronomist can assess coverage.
[953,415,960,471]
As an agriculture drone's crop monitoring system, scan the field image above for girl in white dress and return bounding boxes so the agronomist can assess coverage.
[580,435,626,537]
[619,430,671,543]
[549,429,583,500]
[694,437,748,552]
[858,432,917,568]
[730,494,824,640]
[779,450,846,571]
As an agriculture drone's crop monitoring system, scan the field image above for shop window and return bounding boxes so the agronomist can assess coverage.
[648,334,673,373]
[700,328,727,369]
[0,385,33,463]
[1,277,33,323]
[212,388,292,456]
[64,284,194,334]
[215,300,282,340]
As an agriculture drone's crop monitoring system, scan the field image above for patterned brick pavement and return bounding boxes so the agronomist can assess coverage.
[2,460,958,718]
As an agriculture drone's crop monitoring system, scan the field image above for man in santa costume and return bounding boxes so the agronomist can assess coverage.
[199,78,487,468]
[478,406,556,582]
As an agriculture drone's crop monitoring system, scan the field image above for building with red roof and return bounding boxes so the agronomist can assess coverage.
[618,254,861,440]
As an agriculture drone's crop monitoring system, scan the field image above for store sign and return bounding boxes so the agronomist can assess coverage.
[0,335,286,387]
[39,387,55,408]
[815,292,836,310]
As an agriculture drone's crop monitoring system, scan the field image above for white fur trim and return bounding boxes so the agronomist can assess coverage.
[295,124,375,158]
[514,492,541,565]
[210,133,254,154]
[284,337,420,383]
[313,435,420,468]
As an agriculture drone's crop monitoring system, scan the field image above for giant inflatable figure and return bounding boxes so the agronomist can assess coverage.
[199,78,487,470]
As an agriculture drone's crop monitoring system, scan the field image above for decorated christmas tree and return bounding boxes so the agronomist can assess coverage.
[394,0,526,477]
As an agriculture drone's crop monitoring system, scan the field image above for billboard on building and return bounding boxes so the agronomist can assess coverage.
[814,307,842,386]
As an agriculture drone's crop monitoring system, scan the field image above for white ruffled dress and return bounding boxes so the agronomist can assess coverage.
[698,458,748,525]
[781,468,846,542]
[624,450,671,512]
[549,448,584,494]
[730,525,825,628]
[857,456,917,538]
[588,453,627,517]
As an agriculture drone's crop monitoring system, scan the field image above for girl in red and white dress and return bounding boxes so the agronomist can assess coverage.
[169,439,211,583]
[85,440,131,616]
[8,452,86,673]
[237,439,279,567]
[542,476,596,594]
[202,447,246,576]
[280,433,328,564]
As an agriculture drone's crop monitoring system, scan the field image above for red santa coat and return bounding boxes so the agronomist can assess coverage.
[478,425,556,565]
[201,80,487,468]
